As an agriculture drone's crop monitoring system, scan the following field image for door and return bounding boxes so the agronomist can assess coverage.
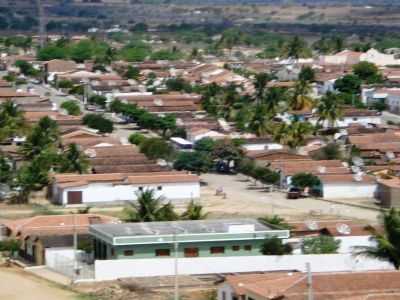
[67,191,83,204]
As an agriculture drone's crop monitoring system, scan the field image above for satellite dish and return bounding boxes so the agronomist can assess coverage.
[84,148,97,158]
[353,173,363,182]
[305,220,319,231]
[154,98,163,106]
[351,166,361,173]
[318,166,326,174]
[336,223,351,235]
[386,151,395,160]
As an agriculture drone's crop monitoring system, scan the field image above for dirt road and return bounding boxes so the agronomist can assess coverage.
[0,267,79,300]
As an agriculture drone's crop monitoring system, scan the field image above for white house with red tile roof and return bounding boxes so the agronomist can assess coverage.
[51,172,200,205]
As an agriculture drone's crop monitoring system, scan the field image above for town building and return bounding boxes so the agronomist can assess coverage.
[89,219,289,260]
[51,172,200,205]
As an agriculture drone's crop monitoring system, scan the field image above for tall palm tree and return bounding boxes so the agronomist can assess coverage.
[248,104,272,137]
[60,143,89,174]
[289,80,314,111]
[284,120,314,149]
[263,87,287,115]
[181,200,208,220]
[254,72,272,102]
[123,189,179,222]
[316,91,343,129]
[357,208,400,269]
[0,100,27,142]
[284,36,308,59]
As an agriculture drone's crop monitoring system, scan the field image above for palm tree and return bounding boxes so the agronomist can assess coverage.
[289,80,314,111]
[316,91,343,129]
[357,208,400,269]
[248,104,272,137]
[284,120,314,149]
[254,73,272,102]
[181,200,208,220]
[60,143,89,174]
[263,87,287,115]
[0,100,27,142]
[123,189,179,222]
[259,215,292,230]
[284,36,308,59]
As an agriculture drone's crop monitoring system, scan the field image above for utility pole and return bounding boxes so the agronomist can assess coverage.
[37,0,47,48]
[306,262,313,300]
[174,233,179,300]
[73,213,78,281]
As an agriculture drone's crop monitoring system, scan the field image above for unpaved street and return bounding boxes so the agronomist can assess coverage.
[0,267,79,300]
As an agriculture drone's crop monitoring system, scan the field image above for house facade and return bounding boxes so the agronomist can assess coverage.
[52,172,200,206]
[89,219,289,260]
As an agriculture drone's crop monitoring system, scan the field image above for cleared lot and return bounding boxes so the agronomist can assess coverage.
[200,173,381,223]
[0,267,79,300]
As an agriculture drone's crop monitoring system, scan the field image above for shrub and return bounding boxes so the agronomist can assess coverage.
[128,133,146,145]
[58,79,74,89]
[302,235,341,254]
[261,236,292,255]
[139,137,174,160]
[60,100,81,116]
[88,95,107,108]
[83,114,113,133]
[291,173,321,190]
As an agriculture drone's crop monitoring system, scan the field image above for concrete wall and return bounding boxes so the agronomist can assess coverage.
[242,143,284,152]
[94,254,393,281]
[309,116,382,128]
[58,181,200,205]
[323,183,376,199]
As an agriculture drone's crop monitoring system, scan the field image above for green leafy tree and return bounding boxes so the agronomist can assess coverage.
[59,143,89,174]
[289,80,314,111]
[181,200,208,220]
[58,80,74,89]
[302,235,341,254]
[37,45,68,61]
[248,104,271,137]
[88,95,107,108]
[298,66,315,82]
[69,40,93,62]
[284,36,310,59]
[123,189,178,222]
[21,116,59,159]
[165,77,192,92]
[128,133,146,145]
[263,87,287,116]
[212,139,243,172]
[316,91,343,129]
[82,114,113,133]
[0,100,26,142]
[334,74,362,94]
[283,121,314,149]
[194,138,216,153]
[139,137,175,160]
[60,100,81,116]
[311,143,342,160]
[252,167,280,185]
[0,155,13,184]
[254,72,272,102]
[15,60,39,77]
[124,66,140,80]
[261,237,293,255]
[173,151,213,175]
[291,173,321,190]
[0,239,21,256]
[357,208,400,269]
[353,62,383,84]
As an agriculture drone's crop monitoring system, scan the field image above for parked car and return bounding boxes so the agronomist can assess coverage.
[287,187,302,199]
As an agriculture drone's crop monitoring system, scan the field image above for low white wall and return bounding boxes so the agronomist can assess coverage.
[60,182,200,205]
[45,248,80,269]
[323,183,376,199]
[94,254,393,281]
[336,236,373,254]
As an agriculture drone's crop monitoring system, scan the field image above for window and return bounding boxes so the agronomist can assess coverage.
[244,245,252,251]
[124,250,134,256]
[184,247,199,257]
[156,249,170,256]
[157,186,163,191]
[210,246,225,254]
[138,186,143,191]
[353,117,358,121]
[232,245,240,251]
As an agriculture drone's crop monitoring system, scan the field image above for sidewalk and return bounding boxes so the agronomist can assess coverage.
[26,266,72,286]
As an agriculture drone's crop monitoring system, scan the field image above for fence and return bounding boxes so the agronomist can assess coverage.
[45,248,94,281]
[94,253,393,281]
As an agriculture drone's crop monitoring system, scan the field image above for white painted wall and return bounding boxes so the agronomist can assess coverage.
[57,181,200,205]
[309,116,382,128]
[336,236,373,254]
[45,248,84,269]
[94,254,393,281]
[323,183,376,199]
[242,143,284,152]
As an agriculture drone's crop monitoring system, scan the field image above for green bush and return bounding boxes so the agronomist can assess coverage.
[58,79,74,89]
[60,100,81,116]
[302,235,341,254]
[128,133,146,145]
[88,95,107,108]
[83,114,113,133]
[261,236,293,255]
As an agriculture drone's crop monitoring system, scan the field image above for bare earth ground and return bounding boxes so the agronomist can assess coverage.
[199,173,381,223]
[0,267,79,300]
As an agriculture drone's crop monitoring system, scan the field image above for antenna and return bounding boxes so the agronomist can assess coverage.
[336,223,351,235]
[305,220,319,231]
